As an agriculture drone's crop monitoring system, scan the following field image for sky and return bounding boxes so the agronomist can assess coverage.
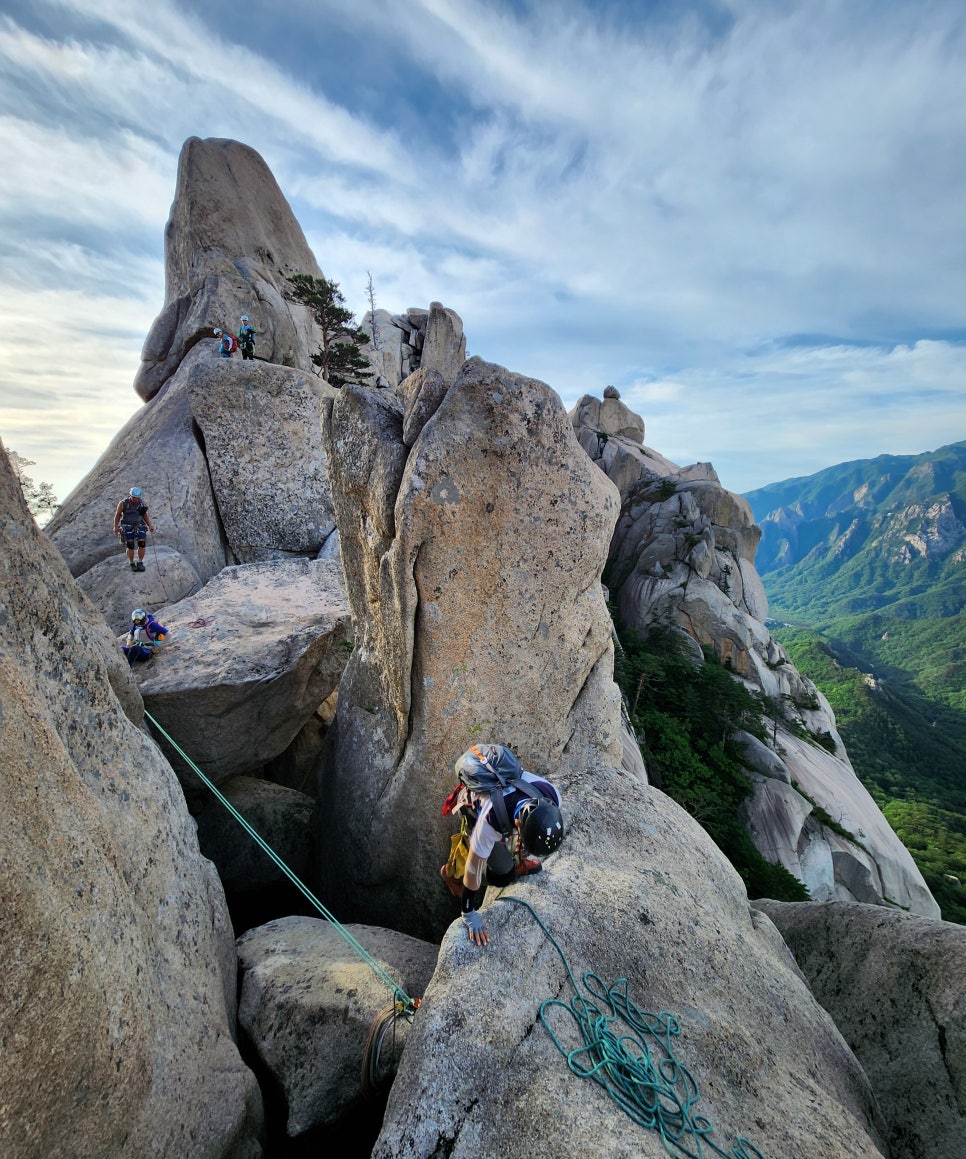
[2,0,965,504]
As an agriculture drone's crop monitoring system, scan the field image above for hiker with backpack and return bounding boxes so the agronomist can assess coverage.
[113,486,156,572]
[238,314,256,360]
[213,328,237,358]
[441,743,564,947]
[121,607,169,666]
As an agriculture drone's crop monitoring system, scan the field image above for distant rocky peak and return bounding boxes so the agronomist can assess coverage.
[134,137,324,401]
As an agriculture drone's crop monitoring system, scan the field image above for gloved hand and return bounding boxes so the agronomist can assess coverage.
[462,909,488,947]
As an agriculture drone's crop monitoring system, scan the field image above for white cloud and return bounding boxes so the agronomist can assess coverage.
[2,0,965,503]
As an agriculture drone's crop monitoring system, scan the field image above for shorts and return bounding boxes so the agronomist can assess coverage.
[485,841,516,887]
[122,526,146,549]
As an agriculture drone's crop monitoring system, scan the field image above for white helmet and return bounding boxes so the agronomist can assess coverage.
[213,328,222,336]
[132,609,147,623]
[241,314,249,322]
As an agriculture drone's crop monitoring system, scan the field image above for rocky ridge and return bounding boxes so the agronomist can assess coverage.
[571,390,938,918]
[5,136,962,1157]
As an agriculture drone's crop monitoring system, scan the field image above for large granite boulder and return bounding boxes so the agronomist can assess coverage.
[420,300,466,384]
[236,917,437,1137]
[185,358,339,562]
[373,767,887,1159]
[756,900,966,1159]
[317,358,624,941]
[136,557,351,786]
[134,136,323,401]
[0,442,263,1156]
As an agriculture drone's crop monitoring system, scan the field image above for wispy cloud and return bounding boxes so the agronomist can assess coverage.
[1,0,965,502]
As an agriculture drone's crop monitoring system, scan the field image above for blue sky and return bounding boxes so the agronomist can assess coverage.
[2,0,965,503]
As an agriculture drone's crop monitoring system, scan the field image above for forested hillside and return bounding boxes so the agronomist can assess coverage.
[745,443,966,923]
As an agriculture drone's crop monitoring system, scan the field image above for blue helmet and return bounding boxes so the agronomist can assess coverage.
[129,486,142,498]
[132,609,147,623]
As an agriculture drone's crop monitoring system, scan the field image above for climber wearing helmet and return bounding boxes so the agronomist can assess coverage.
[213,327,236,358]
[441,744,565,948]
[238,314,256,361]
[121,607,169,667]
[113,486,156,572]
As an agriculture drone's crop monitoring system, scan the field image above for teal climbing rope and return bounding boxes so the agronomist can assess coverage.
[497,896,766,1159]
[143,710,417,1012]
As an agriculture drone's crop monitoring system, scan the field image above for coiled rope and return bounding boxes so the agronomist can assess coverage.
[143,710,420,1021]
[497,896,766,1159]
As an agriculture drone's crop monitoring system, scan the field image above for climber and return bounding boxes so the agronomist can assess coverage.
[238,314,256,360]
[213,327,236,358]
[113,486,156,572]
[121,608,169,666]
[440,743,564,948]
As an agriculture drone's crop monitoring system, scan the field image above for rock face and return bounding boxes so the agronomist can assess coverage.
[134,557,351,786]
[317,359,624,941]
[373,767,888,1159]
[0,442,264,1157]
[573,393,939,918]
[741,729,937,914]
[135,136,324,401]
[756,900,966,1159]
[236,917,437,1138]
[45,353,227,629]
[361,302,465,387]
[195,776,315,894]
[185,358,339,562]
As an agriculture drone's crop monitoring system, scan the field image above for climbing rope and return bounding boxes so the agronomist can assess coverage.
[149,532,172,601]
[497,897,766,1159]
[142,710,419,1017]
[360,999,410,1098]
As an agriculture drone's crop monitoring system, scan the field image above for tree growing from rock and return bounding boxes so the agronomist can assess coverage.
[286,273,374,387]
[7,449,58,522]
[366,271,379,349]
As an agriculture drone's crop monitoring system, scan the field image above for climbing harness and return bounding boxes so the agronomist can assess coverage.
[496,896,766,1159]
[142,711,421,1090]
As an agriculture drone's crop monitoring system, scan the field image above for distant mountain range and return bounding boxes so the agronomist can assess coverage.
[743,441,966,922]
[745,440,966,621]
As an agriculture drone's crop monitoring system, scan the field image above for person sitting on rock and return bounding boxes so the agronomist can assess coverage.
[113,486,156,572]
[238,315,256,360]
[441,743,564,948]
[121,608,169,666]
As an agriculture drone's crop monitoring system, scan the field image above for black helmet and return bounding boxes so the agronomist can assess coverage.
[518,799,564,856]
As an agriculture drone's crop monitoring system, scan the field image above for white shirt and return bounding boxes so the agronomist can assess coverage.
[467,772,561,860]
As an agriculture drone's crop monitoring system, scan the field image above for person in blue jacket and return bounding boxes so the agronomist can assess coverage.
[121,608,169,666]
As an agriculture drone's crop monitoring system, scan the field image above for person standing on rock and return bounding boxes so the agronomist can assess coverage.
[113,486,156,572]
[213,328,236,358]
[121,607,168,666]
[440,743,565,948]
[238,315,256,360]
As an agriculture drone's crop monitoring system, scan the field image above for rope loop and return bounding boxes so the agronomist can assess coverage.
[497,896,766,1159]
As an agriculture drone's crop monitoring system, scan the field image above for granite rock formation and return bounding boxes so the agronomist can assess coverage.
[0,441,264,1158]
[572,393,939,918]
[757,900,966,1159]
[373,768,888,1159]
[317,359,624,941]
